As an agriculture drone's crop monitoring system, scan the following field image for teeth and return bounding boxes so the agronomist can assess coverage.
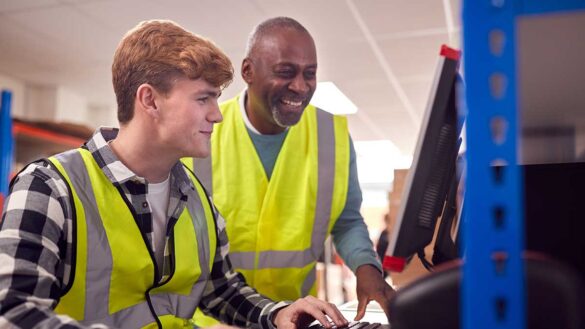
[282,99,302,106]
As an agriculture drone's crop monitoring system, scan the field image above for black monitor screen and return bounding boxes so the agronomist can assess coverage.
[384,45,462,273]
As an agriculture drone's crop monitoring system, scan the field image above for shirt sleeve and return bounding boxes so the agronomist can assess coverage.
[331,137,383,273]
[198,209,289,329]
[0,162,108,329]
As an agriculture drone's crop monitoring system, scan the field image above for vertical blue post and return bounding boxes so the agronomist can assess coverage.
[0,90,13,212]
[462,1,524,329]
[462,1,585,328]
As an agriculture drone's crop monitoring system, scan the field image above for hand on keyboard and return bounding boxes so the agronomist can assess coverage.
[307,321,391,329]
[272,296,348,329]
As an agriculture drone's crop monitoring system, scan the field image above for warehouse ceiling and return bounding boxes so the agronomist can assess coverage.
[0,0,461,157]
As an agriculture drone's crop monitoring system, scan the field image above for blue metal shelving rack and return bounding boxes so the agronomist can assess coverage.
[0,90,13,212]
[462,1,585,328]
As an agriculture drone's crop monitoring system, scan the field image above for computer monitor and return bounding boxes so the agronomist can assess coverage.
[383,45,463,273]
[431,155,465,266]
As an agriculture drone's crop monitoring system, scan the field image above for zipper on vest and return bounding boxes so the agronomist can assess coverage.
[144,217,183,328]
[145,287,163,329]
[114,185,162,284]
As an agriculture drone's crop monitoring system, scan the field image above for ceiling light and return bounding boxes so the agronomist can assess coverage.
[310,81,358,115]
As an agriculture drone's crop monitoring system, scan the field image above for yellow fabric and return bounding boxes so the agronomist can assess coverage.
[50,158,87,321]
[51,149,216,327]
[193,308,219,327]
[154,315,195,328]
[180,157,194,174]
[150,206,199,296]
[212,95,349,298]
[237,265,317,301]
[80,148,156,313]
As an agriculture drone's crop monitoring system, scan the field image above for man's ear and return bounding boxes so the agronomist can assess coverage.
[241,58,254,84]
[136,83,159,119]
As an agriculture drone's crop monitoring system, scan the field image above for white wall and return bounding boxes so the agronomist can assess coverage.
[25,84,58,121]
[87,104,118,128]
[0,73,26,118]
[55,87,88,124]
[0,73,109,128]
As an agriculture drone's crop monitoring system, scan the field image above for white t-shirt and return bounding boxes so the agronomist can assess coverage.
[147,175,171,268]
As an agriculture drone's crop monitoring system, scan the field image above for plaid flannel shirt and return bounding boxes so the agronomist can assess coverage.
[0,127,287,329]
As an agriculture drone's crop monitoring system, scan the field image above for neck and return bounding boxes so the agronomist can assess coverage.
[110,125,176,183]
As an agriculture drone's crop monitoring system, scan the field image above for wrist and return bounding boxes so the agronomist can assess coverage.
[271,308,281,327]
[268,302,290,328]
[356,263,383,277]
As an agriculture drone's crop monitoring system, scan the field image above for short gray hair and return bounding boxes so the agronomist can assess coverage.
[244,17,311,59]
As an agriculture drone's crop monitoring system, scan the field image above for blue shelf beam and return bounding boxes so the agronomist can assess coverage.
[462,1,585,328]
[462,1,524,328]
[0,90,13,212]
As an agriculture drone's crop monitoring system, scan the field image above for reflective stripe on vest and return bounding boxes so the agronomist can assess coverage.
[49,149,216,328]
[186,95,349,300]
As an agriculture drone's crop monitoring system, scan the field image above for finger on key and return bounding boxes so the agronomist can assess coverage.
[317,301,348,327]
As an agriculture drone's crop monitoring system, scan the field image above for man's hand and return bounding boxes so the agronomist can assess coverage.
[273,296,349,329]
[354,264,395,321]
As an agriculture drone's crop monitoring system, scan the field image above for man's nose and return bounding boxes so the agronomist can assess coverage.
[209,102,223,123]
[289,74,310,94]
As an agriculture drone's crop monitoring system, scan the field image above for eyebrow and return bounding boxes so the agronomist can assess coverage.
[274,62,317,68]
[195,89,221,98]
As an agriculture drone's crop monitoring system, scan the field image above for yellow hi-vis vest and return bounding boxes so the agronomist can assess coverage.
[184,94,349,301]
[49,148,217,328]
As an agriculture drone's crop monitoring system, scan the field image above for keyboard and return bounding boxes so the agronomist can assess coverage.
[308,321,390,329]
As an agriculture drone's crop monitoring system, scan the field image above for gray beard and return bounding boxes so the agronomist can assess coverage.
[271,105,302,128]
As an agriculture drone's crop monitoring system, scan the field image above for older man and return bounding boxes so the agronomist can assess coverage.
[187,17,395,325]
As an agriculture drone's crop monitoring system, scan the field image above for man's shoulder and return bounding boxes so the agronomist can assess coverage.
[11,160,70,199]
[16,160,58,182]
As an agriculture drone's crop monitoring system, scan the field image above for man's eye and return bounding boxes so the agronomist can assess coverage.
[276,70,295,78]
[197,97,208,104]
[304,71,316,79]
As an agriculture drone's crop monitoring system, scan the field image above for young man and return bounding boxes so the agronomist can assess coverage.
[0,20,347,329]
[187,17,395,322]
